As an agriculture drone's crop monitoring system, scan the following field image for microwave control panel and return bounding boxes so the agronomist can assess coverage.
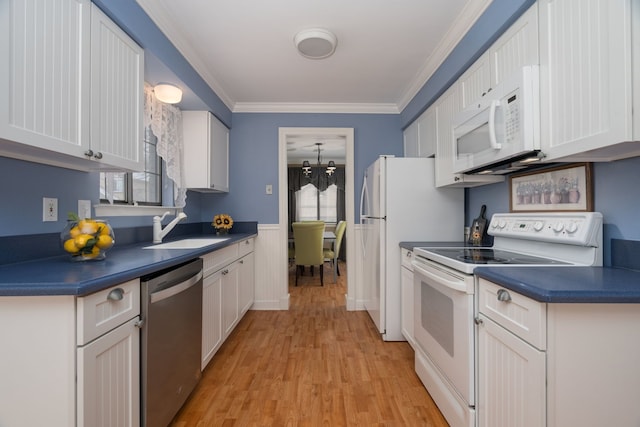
[503,91,520,144]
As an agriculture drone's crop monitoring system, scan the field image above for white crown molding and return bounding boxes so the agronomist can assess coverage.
[233,102,400,114]
[396,0,492,111]
[136,0,236,111]
[138,0,490,115]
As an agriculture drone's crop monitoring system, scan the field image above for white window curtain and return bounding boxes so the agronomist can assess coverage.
[143,83,187,208]
[295,183,338,222]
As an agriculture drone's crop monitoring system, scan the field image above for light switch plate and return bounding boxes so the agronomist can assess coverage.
[266,184,273,195]
[78,200,91,219]
[43,197,58,222]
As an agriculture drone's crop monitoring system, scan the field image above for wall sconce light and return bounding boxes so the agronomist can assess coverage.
[154,83,183,104]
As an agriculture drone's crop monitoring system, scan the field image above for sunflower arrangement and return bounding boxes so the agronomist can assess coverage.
[212,213,234,232]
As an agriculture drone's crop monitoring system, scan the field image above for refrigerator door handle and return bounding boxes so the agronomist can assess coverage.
[359,171,369,256]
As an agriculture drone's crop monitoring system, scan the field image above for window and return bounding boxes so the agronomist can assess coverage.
[100,126,162,205]
[295,183,338,223]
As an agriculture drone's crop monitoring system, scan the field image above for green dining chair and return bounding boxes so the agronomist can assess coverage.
[324,220,346,283]
[292,221,326,286]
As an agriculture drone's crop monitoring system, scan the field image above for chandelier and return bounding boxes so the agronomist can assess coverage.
[302,143,336,177]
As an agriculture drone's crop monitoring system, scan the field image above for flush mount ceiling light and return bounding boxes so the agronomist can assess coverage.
[154,83,183,104]
[294,28,337,59]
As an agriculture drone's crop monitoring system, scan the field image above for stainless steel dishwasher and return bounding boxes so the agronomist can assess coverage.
[141,258,203,427]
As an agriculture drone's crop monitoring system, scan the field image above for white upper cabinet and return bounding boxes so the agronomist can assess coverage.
[460,3,539,109]
[182,111,230,192]
[0,0,91,163]
[90,4,144,171]
[404,105,437,158]
[539,0,640,162]
[0,0,144,171]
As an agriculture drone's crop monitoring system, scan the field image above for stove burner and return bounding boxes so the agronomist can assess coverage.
[457,249,511,264]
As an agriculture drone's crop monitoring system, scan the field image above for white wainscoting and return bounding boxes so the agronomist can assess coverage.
[252,223,366,311]
[253,224,289,310]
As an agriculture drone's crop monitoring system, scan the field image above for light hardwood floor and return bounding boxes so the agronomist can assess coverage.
[171,261,448,426]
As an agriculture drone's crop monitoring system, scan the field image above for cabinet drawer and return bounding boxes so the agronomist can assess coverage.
[202,244,239,276]
[238,238,255,258]
[477,278,546,350]
[77,279,141,345]
[401,248,414,270]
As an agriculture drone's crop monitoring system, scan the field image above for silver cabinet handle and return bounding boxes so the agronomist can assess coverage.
[84,149,94,157]
[497,289,512,302]
[107,288,124,301]
[134,318,144,328]
[474,316,483,325]
[93,152,103,159]
[406,251,412,258]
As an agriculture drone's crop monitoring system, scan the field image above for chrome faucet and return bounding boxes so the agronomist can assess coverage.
[152,211,187,243]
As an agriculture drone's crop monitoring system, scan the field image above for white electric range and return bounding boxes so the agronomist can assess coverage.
[410,212,603,427]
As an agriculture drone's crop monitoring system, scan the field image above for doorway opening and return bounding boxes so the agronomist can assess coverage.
[278,128,355,309]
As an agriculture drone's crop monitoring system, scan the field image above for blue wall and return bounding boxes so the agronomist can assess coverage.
[465,157,640,265]
[197,113,402,224]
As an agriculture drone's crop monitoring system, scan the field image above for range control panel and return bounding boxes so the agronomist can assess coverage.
[488,212,603,246]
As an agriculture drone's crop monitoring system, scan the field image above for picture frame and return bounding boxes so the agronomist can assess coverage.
[509,163,593,212]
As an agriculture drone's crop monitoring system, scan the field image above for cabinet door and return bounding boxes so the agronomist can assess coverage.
[459,53,492,109]
[477,314,545,427]
[0,0,91,159]
[238,252,255,316]
[417,106,437,158]
[90,4,144,171]
[209,114,230,192]
[539,0,632,161]
[222,261,240,338]
[77,316,140,427]
[400,264,414,348]
[435,84,462,187]
[490,3,539,89]
[202,269,222,369]
[403,120,419,157]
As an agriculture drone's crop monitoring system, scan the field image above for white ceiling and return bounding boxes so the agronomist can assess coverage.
[136,0,491,114]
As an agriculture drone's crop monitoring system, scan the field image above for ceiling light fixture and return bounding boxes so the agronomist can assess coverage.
[294,28,337,59]
[154,83,183,104]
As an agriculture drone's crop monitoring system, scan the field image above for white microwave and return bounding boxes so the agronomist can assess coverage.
[453,65,540,174]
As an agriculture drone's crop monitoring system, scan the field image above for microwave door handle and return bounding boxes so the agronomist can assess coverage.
[489,100,502,149]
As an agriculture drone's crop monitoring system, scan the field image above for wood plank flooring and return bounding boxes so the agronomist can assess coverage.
[171,261,448,426]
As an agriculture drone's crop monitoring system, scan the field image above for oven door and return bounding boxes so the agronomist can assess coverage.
[412,256,475,406]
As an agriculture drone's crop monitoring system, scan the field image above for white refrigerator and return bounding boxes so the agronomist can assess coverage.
[360,156,464,341]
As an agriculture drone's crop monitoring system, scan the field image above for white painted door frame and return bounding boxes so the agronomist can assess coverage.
[278,127,355,309]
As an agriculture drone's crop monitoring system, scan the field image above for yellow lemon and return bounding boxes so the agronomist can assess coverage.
[74,234,94,250]
[63,239,80,254]
[79,219,99,235]
[98,224,111,236]
[69,226,81,238]
[83,246,101,259]
[96,235,114,250]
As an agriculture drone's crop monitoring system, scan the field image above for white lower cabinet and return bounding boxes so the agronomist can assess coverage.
[77,317,140,427]
[221,260,240,338]
[477,277,640,427]
[0,279,140,427]
[477,314,545,427]
[400,248,415,348]
[201,237,255,370]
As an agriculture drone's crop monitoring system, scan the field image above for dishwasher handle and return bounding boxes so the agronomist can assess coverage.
[150,270,203,304]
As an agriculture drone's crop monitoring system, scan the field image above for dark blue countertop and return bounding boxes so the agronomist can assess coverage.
[0,233,257,297]
[475,267,640,303]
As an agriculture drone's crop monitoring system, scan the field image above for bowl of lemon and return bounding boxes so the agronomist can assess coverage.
[61,213,115,261]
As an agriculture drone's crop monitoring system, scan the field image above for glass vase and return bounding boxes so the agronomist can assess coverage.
[61,219,115,261]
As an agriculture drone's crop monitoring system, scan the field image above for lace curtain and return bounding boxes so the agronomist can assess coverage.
[143,83,187,208]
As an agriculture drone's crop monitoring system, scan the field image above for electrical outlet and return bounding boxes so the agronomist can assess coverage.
[78,200,92,219]
[43,197,58,222]
[266,184,273,195]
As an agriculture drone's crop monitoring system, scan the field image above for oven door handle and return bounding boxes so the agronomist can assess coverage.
[412,261,469,293]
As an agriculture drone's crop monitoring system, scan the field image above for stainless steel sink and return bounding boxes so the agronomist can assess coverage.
[143,237,230,249]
